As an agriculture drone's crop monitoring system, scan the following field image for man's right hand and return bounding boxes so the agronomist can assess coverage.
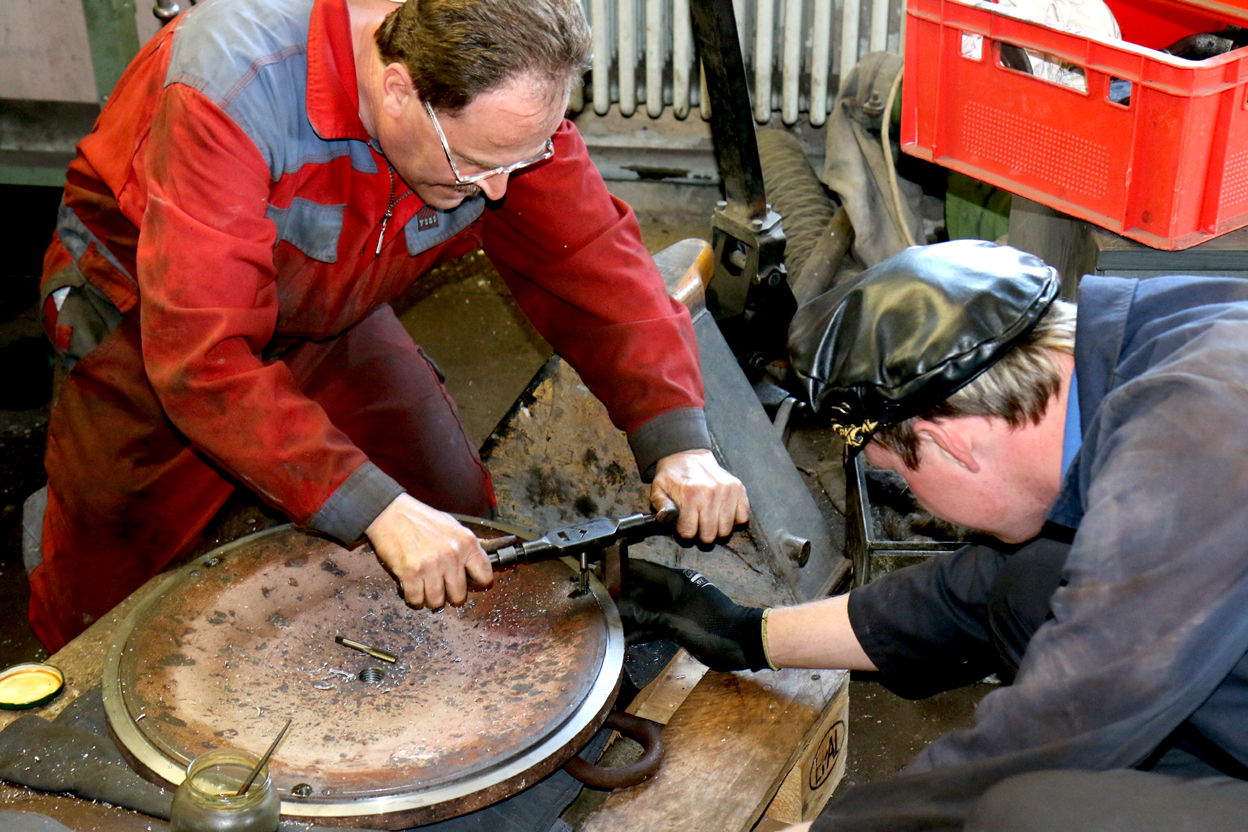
[618,560,770,672]
[365,493,493,609]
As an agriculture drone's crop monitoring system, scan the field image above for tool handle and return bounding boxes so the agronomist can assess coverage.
[653,505,679,524]
[479,535,519,555]
[489,508,681,568]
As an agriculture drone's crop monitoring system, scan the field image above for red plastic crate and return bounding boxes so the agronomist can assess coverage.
[902,0,1248,250]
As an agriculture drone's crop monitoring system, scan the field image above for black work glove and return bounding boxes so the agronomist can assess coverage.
[619,559,770,672]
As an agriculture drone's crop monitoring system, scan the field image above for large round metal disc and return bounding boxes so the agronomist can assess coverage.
[102,524,623,828]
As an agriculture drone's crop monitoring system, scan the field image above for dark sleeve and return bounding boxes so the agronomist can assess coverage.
[902,366,1248,777]
[850,530,1075,698]
[848,541,1010,699]
[813,315,1248,832]
[816,326,1248,832]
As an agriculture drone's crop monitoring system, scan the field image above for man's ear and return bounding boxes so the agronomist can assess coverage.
[379,62,415,118]
[913,418,981,473]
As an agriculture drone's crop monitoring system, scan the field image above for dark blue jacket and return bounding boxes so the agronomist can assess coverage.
[819,274,1248,830]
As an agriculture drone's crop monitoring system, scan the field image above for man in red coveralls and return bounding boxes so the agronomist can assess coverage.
[33,0,748,652]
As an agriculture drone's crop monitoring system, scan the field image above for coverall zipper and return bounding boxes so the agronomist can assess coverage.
[376,161,411,255]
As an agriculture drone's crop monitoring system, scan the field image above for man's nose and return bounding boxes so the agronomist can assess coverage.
[477,172,510,201]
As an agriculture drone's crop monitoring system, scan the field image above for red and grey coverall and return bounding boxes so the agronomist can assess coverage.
[33,0,709,652]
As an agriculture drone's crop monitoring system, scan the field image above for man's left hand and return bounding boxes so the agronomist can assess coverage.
[651,449,749,543]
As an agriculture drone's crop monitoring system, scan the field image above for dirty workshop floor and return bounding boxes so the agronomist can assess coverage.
[0,181,991,813]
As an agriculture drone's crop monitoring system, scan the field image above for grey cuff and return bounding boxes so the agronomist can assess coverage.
[628,408,712,482]
[306,462,406,544]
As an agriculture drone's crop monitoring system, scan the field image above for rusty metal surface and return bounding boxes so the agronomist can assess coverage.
[481,356,798,609]
[102,524,623,827]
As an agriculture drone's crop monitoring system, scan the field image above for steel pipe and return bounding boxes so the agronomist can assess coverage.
[754,0,775,122]
[840,0,861,87]
[673,0,694,116]
[810,0,833,126]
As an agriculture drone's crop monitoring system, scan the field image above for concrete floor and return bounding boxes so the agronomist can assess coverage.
[0,181,989,808]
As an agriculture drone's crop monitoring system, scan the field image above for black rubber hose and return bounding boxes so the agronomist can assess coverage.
[757,129,837,280]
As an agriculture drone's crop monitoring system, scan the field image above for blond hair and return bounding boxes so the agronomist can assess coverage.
[870,299,1076,469]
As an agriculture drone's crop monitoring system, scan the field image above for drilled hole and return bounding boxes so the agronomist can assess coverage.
[358,667,386,683]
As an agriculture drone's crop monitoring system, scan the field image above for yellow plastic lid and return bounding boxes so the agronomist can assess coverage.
[0,663,65,710]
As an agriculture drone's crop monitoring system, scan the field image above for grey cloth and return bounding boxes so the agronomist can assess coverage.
[820,52,924,269]
[627,408,712,482]
[0,688,175,819]
[22,485,47,575]
[305,460,406,544]
[966,770,1248,832]
[0,686,611,832]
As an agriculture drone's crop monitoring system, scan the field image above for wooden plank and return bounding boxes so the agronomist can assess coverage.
[626,649,708,725]
[1007,196,1097,300]
[754,818,800,832]
[581,668,848,832]
[0,782,170,831]
[763,679,849,823]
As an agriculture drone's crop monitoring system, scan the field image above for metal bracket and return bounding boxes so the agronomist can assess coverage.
[707,200,797,368]
[845,453,963,587]
[689,0,797,369]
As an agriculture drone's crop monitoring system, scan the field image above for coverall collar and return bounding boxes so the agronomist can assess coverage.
[306,0,371,143]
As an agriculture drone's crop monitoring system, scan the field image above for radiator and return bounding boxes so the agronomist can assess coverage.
[579,0,904,127]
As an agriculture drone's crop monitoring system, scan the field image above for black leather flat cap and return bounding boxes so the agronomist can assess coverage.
[788,240,1060,446]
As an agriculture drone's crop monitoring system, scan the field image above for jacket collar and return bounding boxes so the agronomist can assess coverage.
[1047,275,1135,529]
[306,0,372,142]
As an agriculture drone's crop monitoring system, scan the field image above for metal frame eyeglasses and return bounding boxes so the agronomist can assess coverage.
[424,101,554,186]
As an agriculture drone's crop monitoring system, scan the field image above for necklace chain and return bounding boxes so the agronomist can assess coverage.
[376,161,411,255]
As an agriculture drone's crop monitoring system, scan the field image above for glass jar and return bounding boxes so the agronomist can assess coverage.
[170,748,281,832]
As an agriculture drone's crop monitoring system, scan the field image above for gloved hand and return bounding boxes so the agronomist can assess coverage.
[619,560,771,672]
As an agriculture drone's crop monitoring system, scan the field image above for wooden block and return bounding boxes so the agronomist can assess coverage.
[754,818,801,832]
[763,678,849,823]
[626,649,708,725]
[581,667,848,832]
[0,782,171,831]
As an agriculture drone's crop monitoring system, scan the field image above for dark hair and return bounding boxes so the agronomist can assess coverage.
[374,0,593,113]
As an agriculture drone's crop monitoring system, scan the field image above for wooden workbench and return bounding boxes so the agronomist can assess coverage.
[0,575,847,831]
